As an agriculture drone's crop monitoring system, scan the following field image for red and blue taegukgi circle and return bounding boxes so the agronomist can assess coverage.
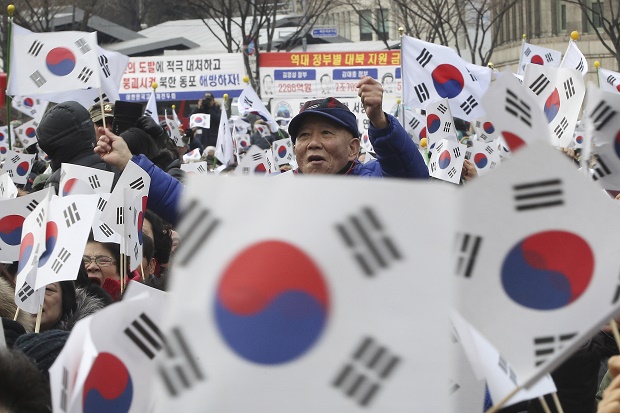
[23,97,34,108]
[544,89,561,123]
[483,122,495,134]
[419,127,427,140]
[530,55,544,65]
[83,352,133,412]
[427,114,441,134]
[25,127,37,138]
[431,64,465,99]
[501,131,525,151]
[0,215,25,246]
[438,150,451,169]
[614,130,620,158]
[214,240,330,365]
[277,145,288,158]
[501,230,594,310]
[17,232,34,273]
[62,178,80,197]
[37,221,58,268]
[45,47,76,77]
[0,132,5,142]
[16,161,30,177]
[473,153,487,169]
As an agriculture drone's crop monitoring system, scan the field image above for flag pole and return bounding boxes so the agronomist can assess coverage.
[6,4,15,151]
[398,27,406,131]
[551,393,565,413]
[609,319,620,352]
[484,385,522,413]
[34,304,42,333]
[13,306,19,321]
[99,88,106,129]
[518,34,526,75]
[538,396,552,413]
[594,60,601,88]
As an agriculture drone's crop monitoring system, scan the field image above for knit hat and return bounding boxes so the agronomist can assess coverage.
[15,330,70,376]
[288,97,359,143]
[36,101,97,171]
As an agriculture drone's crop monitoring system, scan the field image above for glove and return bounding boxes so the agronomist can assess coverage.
[135,115,164,141]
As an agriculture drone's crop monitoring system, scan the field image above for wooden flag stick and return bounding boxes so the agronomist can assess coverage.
[99,88,106,129]
[551,392,565,413]
[34,304,42,333]
[610,319,620,353]
[538,396,552,413]
[140,262,145,281]
[13,307,19,321]
[484,385,522,413]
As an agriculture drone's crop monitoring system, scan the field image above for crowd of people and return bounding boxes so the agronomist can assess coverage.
[1,73,620,413]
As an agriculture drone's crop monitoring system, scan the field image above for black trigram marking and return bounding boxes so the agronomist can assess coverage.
[28,40,44,57]
[99,223,114,238]
[124,313,165,359]
[335,207,402,277]
[116,206,124,225]
[564,78,576,99]
[575,59,584,73]
[74,37,91,54]
[94,93,109,104]
[498,356,518,386]
[455,233,482,278]
[242,96,253,106]
[416,48,432,67]
[251,153,262,162]
[607,75,617,86]
[197,165,206,173]
[484,145,494,155]
[505,89,532,127]
[449,380,461,394]
[529,74,550,96]
[133,243,139,259]
[408,117,420,131]
[513,179,563,211]
[98,54,111,78]
[468,68,478,82]
[437,103,448,114]
[443,122,452,133]
[465,150,472,160]
[0,183,5,196]
[18,283,34,302]
[175,199,220,266]
[145,109,153,117]
[26,199,39,212]
[51,248,71,274]
[129,177,145,191]
[590,100,617,131]
[453,147,461,158]
[63,202,81,227]
[524,47,531,57]
[332,337,401,407]
[414,83,430,103]
[435,141,444,152]
[534,333,576,366]
[459,95,478,115]
[60,367,68,412]
[554,117,569,139]
[545,52,554,63]
[7,170,14,178]
[591,155,611,181]
[89,175,101,189]
[77,67,94,83]
[97,197,107,212]
[11,155,19,163]
[158,327,205,397]
[242,167,250,174]
[447,167,457,178]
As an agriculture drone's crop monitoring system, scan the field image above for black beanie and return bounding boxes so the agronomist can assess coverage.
[36,101,97,171]
[15,330,70,377]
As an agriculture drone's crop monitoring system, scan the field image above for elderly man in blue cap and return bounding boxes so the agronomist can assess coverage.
[287,76,428,178]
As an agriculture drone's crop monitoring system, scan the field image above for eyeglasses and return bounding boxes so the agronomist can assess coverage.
[82,256,116,267]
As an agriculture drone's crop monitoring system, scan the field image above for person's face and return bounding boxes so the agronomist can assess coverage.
[39,282,63,331]
[263,76,273,90]
[84,242,119,283]
[294,114,360,175]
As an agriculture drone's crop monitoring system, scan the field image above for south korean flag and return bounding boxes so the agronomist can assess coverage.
[59,163,114,197]
[517,41,561,76]
[232,145,270,176]
[401,36,490,120]
[560,40,588,77]
[272,138,296,166]
[524,65,585,148]
[428,139,466,184]
[11,96,48,120]
[2,150,36,185]
[425,98,458,148]
[0,125,15,157]
[13,118,39,149]
[455,140,620,388]
[466,138,501,176]
[401,108,426,145]
[153,173,455,412]
[473,117,501,143]
[599,67,620,95]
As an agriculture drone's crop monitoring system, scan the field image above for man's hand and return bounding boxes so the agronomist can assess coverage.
[462,159,478,182]
[94,127,133,170]
[598,356,620,413]
[357,76,388,129]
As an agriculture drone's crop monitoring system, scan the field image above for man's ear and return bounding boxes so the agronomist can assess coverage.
[348,138,361,161]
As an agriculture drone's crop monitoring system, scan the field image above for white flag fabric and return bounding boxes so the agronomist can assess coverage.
[37,47,129,109]
[517,41,562,76]
[473,117,501,143]
[0,125,15,156]
[428,139,466,184]
[599,67,620,95]
[560,40,588,77]
[11,95,48,120]
[215,108,235,166]
[568,120,585,150]
[481,73,550,152]
[2,150,35,185]
[272,138,295,166]
[59,163,114,197]
[13,118,40,149]
[180,162,209,175]
[0,188,52,262]
[586,83,620,189]
[8,24,101,96]
[145,90,159,124]
[524,65,585,148]
[238,85,279,132]
[34,194,98,289]
[425,98,458,147]
[153,174,455,412]
[50,288,168,413]
[164,110,185,148]
[401,36,490,120]
[0,172,18,199]
[232,145,270,176]
[466,138,501,176]
[400,108,426,145]
[123,189,145,272]
[92,193,122,245]
[455,140,620,388]
[359,128,375,154]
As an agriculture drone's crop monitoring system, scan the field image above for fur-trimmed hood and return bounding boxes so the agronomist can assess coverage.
[55,287,108,331]
[0,277,35,333]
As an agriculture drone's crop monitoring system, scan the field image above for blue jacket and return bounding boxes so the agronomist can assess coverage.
[354,114,428,178]
[132,154,183,226]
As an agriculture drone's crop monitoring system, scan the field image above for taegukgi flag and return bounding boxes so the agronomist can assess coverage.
[8,24,101,96]
[517,41,561,76]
